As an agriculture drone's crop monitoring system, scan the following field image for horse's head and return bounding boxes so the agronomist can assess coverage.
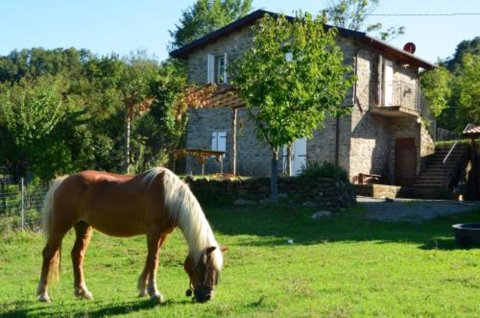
[184,246,224,303]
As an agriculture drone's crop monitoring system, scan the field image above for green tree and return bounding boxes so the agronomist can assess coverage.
[231,12,355,202]
[324,0,405,40]
[435,38,480,131]
[169,0,253,50]
[420,66,451,117]
[135,59,189,170]
[119,52,159,173]
[454,54,480,128]
[0,75,82,180]
[444,37,480,72]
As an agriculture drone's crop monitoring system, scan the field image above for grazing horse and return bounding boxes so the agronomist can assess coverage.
[37,167,224,303]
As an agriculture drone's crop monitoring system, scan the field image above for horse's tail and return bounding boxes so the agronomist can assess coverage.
[42,176,68,283]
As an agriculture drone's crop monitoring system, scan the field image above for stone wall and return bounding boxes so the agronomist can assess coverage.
[188,27,252,85]
[348,45,391,182]
[354,184,403,199]
[185,107,274,176]
[188,176,357,210]
[186,107,233,175]
[420,121,436,170]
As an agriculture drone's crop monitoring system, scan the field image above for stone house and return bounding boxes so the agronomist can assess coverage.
[170,9,436,186]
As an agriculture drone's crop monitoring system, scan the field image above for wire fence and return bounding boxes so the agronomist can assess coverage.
[0,178,49,233]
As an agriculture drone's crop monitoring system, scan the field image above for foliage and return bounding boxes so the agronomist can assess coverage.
[169,0,253,50]
[0,47,92,83]
[324,0,405,40]
[299,161,348,182]
[0,48,187,180]
[0,75,85,179]
[435,37,480,132]
[453,53,480,128]
[444,36,480,73]
[1,204,480,316]
[135,59,189,171]
[420,66,452,117]
[231,12,355,201]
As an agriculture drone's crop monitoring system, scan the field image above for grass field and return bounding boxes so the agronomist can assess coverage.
[1,202,480,317]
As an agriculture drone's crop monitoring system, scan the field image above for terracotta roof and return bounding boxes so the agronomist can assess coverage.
[169,9,435,70]
[463,123,480,137]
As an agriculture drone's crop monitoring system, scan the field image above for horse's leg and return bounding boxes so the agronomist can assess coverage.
[36,234,65,302]
[71,221,94,300]
[137,265,149,297]
[141,229,167,303]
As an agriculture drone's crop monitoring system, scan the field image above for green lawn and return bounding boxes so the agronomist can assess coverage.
[1,202,480,317]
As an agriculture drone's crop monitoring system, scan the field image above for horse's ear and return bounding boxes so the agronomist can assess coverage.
[206,246,217,255]
[220,245,228,253]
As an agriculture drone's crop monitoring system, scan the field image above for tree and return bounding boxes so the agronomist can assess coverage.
[231,12,355,202]
[169,0,253,50]
[0,75,81,180]
[454,54,480,128]
[324,0,405,41]
[119,52,159,173]
[444,37,480,73]
[420,66,452,117]
[135,59,189,170]
[434,38,480,131]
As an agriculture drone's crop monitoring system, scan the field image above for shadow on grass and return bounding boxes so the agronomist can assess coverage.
[1,298,194,318]
[204,201,480,251]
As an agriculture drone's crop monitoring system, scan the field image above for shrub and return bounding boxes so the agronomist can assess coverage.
[299,162,348,182]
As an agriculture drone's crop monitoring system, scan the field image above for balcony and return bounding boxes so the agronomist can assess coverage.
[370,80,423,118]
[369,80,436,138]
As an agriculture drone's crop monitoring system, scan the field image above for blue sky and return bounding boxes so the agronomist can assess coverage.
[0,0,479,63]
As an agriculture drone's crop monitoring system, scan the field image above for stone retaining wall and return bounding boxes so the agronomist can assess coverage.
[187,177,357,210]
[354,184,403,198]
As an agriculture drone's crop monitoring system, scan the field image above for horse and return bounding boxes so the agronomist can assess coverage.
[36,167,224,303]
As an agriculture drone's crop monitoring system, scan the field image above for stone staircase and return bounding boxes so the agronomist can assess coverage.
[410,144,468,198]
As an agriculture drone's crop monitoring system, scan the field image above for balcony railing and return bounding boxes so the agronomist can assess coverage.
[369,80,436,139]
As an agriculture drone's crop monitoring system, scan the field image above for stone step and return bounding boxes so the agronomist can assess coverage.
[416,177,446,181]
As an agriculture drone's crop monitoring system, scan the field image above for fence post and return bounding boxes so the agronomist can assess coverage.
[0,180,5,216]
[21,177,25,231]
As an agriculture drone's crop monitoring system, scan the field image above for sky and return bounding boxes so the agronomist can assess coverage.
[0,0,479,64]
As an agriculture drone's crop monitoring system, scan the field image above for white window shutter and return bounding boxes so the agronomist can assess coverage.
[223,52,228,84]
[211,132,218,150]
[218,131,227,152]
[207,54,215,83]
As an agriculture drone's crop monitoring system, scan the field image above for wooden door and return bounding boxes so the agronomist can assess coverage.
[395,138,416,186]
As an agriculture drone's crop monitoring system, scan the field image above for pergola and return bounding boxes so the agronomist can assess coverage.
[176,84,245,175]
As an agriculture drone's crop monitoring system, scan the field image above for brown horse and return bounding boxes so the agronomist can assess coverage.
[37,167,224,303]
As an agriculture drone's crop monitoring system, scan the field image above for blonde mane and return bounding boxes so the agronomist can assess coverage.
[143,167,223,270]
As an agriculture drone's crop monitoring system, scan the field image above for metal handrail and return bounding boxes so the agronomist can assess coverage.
[443,141,459,166]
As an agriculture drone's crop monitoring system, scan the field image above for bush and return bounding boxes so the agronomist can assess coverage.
[299,162,348,182]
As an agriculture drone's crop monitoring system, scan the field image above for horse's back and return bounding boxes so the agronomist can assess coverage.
[52,170,153,236]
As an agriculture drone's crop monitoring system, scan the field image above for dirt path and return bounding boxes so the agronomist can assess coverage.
[358,196,480,223]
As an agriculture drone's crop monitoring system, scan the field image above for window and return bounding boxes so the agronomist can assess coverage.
[207,53,228,84]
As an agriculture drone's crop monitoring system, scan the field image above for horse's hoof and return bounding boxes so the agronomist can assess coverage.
[38,294,51,303]
[150,293,166,304]
[138,290,148,298]
[75,288,94,300]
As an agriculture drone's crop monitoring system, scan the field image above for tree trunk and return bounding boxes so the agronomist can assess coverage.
[232,108,237,175]
[270,147,279,203]
[286,144,292,176]
[125,112,131,174]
